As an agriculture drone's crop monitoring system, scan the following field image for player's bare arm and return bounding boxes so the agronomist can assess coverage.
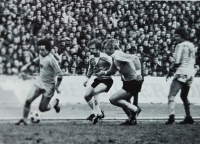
[51,54,63,93]
[83,57,95,87]
[20,57,40,72]
[96,59,117,76]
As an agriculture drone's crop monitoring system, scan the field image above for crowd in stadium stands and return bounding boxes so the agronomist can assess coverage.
[0,0,200,77]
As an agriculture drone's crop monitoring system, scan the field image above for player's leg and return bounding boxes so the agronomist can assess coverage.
[179,85,194,124]
[15,85,42,125]
[92,83,107,124]
[38,83,59,112]
[84,78,101,110]
[38,95,52,112]
[84,86,94,109]
[165,79,182,124]
[130,91,140,125]
[120,94,133,125]
[109,89,139,113]
[133,91,139,106]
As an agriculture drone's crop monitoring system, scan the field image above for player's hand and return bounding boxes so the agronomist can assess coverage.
[166,72,173,81]
[20,65,28,72]
[83,80,87,87]
[186,76,193,86]
[83,78,89,87]
[55,87,61,94]
[136,75,143,81]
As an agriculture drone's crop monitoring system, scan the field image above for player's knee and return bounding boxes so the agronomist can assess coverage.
[84,94,92,102]
[109,97,116,105]
[182,98,190,107]
[168,95,175,104]
[183,102,190,108]
[93,89,101,96]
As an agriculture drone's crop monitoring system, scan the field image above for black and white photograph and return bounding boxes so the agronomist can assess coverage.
[0,0,200,143]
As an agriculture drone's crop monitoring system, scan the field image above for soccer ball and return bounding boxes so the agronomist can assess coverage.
[29,111,41,123]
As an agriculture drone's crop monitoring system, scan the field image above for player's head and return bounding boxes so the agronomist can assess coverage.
[103,39,119,56]
[87,39,102,56]
[173,27,188,44]
[37,39,52,57]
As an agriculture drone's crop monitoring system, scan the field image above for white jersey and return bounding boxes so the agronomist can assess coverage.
[174,41,195,83]
[87,52,112,79]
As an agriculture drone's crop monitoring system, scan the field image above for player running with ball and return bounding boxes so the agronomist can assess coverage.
[83,39,113,124]
[15,39,63,125]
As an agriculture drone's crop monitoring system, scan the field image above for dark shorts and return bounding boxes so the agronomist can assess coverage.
[122,80,143,94]
[91,78,113,92]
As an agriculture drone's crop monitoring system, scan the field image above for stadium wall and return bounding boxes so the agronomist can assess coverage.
[0,76,200,105]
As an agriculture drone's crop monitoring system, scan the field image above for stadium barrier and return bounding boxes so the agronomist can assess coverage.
[0,76,200,105]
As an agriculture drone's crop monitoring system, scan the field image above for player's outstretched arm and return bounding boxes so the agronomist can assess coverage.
[20,57,39,72]
[96,60,117,76]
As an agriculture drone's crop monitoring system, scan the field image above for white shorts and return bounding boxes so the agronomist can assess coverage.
[174,74,193,86]
[34,79,55,97]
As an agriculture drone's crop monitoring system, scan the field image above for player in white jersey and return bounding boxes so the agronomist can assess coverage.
[97,39,143,125]
[15,39,63,125]
[83,39,113,124]
[165,27,195,124]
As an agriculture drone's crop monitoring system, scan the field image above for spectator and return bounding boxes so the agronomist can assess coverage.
[0,0,199,77]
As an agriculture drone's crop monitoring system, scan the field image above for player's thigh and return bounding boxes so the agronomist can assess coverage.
[168,79,183,97]
[109,89,131,102]
[84,86,94,97]
[93,83,107,95]
[39,95,52,109]
[39,85,55,108]
[26,85,42,104]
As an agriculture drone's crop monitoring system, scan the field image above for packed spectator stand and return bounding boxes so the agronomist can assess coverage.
[0,0,200,77]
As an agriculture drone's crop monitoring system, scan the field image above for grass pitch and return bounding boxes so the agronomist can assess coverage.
[0,120,199,144]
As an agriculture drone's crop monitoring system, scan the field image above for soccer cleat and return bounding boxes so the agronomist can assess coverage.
[130,106,141,122]
[120,119,132,125]
[165,114,175,124]
[93,115,101,124]
[15,119,28,125]
[132,120,137,125]
[54,98,60,113]
[99,110,105,120]
[179,116,194,124]
[86,114,95,121]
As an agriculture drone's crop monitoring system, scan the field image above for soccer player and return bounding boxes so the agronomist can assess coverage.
[15,39,63,125]
[97,39,143,125]
[165,27,195,124]
[83,39,113,124]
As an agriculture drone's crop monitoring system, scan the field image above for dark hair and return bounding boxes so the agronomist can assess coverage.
[174,27,188,39]
[87,39,102,50]
[37,39,52,52]
[103,39,119,50]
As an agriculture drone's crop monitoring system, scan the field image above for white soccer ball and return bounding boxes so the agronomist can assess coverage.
[29,111,41,123]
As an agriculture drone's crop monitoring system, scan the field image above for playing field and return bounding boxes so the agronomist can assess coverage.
[0,121,200,144]
[0,103,200,144]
